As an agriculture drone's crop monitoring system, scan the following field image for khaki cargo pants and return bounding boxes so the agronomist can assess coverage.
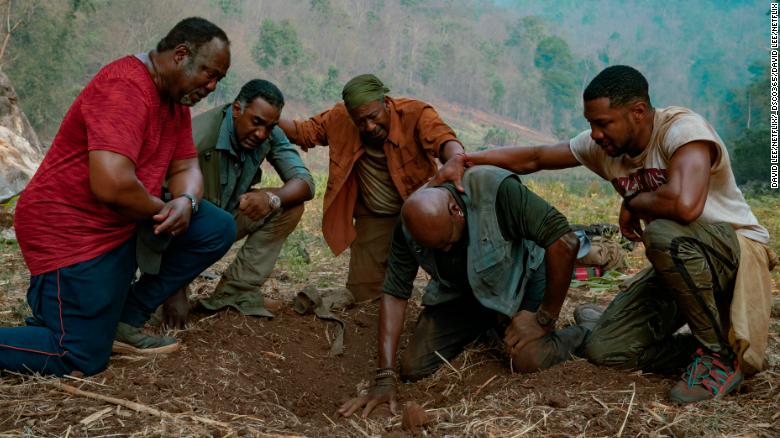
[583,219,741,374]
[200,204,304,317]
[345,201,398,302]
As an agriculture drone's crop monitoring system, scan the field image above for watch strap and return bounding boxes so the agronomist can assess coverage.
[536,308,558,328]
[180,193,198,214]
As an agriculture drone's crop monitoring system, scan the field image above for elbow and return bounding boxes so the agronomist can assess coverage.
[301,177,316,201]
[561,231,580,257]
[674,199,704,224]
[549,231,579,260]
[514,161,539,175]
[90,178,120,204]
[511,147,541,174]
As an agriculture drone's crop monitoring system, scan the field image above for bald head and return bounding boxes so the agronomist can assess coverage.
[401,187,465,251]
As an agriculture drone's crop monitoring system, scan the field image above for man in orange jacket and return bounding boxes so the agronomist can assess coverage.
[279,74,464,301]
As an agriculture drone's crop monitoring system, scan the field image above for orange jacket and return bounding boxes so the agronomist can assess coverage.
[287,97,459,254]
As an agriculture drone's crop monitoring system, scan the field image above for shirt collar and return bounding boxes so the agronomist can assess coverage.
[436,182,469,247]
[216,105,262,163]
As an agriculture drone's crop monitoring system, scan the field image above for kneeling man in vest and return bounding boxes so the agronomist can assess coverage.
[161,79,314,325]
[338,165,586,418]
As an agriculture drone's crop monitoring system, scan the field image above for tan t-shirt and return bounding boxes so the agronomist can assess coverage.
[569,106,769,244]
[355,142,404,215]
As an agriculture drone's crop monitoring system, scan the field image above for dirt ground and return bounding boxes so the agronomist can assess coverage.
[1,237,779,437]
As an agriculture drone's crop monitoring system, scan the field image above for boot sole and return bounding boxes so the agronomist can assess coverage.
[574,304,604,331]
[111,340,180,355]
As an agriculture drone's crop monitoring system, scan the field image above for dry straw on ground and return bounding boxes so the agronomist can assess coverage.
[1,184,779,437]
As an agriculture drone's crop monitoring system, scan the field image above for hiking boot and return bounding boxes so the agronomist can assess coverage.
[669,348,743,404]
[573,303,604,331]
[112,322,179,355]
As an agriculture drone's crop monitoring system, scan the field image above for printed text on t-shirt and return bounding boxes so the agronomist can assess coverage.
[611,168,668,198]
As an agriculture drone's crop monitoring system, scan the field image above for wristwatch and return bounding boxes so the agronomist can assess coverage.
[623,191,640,212]
[536,308,558,329]
[266,192,281,211]
[180,193,199,214]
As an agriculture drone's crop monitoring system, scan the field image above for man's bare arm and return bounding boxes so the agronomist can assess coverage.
[278,118,296,138]
[540,232,579,317]
[154,157,203,235]
[626,141,714,224]
[376,294,408,369]
[504,231,579,352]
[89,150,164,221]
[432,142,581,191]
[268,178,314,206]
[467,142,581,174]
[438,140,466,165]
[239,178,313,222]
[337,294,407,418]
[166,157,203,200]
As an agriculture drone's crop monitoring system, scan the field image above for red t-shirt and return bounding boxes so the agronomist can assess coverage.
[15,56,196,275]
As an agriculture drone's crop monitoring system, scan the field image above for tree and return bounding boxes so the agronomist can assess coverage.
[534,35,578,136]
[732,127,771,187]
[727,61,771,187]
[252,19,306,69]
[490,75,505,113]
[3,0,99,137]
[320,66,341,103]
[210,0,242,15]
[419,42,444,85]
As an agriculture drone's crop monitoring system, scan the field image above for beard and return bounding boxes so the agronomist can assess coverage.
[178,58,206,106]
[360,129,387,148]
[179,90,204,106]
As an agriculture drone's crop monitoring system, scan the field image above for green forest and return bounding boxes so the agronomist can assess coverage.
[0,0,772,188]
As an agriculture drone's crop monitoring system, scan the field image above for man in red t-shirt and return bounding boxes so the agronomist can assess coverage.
[0,17,236,376]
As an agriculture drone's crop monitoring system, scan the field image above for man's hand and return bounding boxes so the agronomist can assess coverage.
[504,310,549,357]
[238,190,274,222]
[338,380,398,418]
[162,286,190,329]
[153,196,193,236]
[429,153,467,192]
[619,201,644,242]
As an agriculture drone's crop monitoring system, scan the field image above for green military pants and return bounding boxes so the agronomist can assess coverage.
[399,265,587,381]
[200,204,304,317]
[583,219,741,374]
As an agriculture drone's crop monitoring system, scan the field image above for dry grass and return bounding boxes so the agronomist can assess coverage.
[1,174,779,437]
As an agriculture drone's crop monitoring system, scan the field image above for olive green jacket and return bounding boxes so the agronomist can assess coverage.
[191,104,314,213]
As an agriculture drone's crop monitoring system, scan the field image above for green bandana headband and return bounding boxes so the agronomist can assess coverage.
[342,74,389,110]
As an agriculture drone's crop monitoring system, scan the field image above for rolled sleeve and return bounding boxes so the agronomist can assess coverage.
[289,109,331,150]
[266,126,315,196]
[496,178,571,248]
[381,221,419,300]
[416,106,459,158]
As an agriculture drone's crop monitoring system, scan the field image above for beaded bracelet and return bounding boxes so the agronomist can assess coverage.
[375,369,396,380]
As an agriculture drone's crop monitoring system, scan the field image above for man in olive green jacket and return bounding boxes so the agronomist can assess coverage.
[162,79,314,326]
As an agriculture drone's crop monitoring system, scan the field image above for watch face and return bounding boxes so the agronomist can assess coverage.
[536,310,555,327]
[269,194,281,209]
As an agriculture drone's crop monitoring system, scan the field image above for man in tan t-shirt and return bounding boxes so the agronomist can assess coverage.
[432,65,775,404]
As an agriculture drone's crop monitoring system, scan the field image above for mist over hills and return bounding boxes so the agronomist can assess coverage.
[1,1,767,151]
